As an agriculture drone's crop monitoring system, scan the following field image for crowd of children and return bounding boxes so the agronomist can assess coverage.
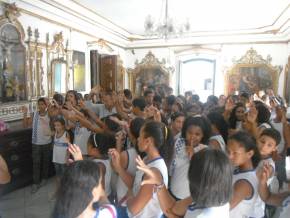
[22,86,290,218]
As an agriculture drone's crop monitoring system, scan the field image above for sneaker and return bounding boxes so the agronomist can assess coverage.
[31,184,39,194]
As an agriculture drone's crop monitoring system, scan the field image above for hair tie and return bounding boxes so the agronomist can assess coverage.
[93,134,98,148]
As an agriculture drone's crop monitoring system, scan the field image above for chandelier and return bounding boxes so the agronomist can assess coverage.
[144,0,190,39]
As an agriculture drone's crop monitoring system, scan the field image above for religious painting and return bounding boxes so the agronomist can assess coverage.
[225,48,281,96]
[284,56,290,103]
[73,51,86,92]
[128,51,173,96]
[53,61,67,94]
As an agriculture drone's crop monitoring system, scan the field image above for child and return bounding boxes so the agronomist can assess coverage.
[254,128,281,217]
[52,117,70,178]
[126,121,174,218]
[170,116,211,200]
[52,160,117,218]
[23,97,52,193]
[69,133,116,197]
[207,111,228,152]
[136,149,232,218]
[170,112,185,140]
[258,162,290,218]
[227,131,261,218]
[109,117,145,218]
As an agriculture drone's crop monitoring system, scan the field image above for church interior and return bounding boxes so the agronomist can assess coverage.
[0,0,290,218]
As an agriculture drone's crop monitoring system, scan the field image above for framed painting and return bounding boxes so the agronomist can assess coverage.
[73,51,85,92]
[225,48,282,96]
[284,56,290,103]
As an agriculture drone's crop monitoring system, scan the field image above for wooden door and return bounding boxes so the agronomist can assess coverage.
[100,55,117,91]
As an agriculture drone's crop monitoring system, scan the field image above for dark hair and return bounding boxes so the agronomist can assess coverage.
[65,90,78,103]
[130,117,145,140]
[76,92,83,101]
[142,121,174,168]
[153,95,162,104]
[228,131,261,168]
[240,92,250,100]
[228,103,245,129]
[181,116,212,144]
[254,102,271,125]
[53,93,64,106]
[207,95,219,105]
[144,89,154,97]
[37,97,47,105]
[53,116,66,126]
[101,114,122,133]
[124,89,132,100]
[192,94,200,102]
[88,133,116,157]
[171,112,185,122]
[52,160,101,218]
[207,112,229,143]
[260,128,281,146]
[188,149,232,207]
[165,95,176,106]
[132,97,146,111]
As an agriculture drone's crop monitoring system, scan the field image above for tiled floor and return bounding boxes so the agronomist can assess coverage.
[0,178,56,218]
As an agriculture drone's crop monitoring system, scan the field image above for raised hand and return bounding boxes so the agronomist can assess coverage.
[68,143,83,162]
[257,162,272,185]
[136,156,163,186]
[225,98,235,112]
[108,148,122,173]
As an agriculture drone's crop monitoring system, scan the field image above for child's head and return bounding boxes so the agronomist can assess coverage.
[181,116,212,146]
[170,112,185,134]
[102,89,114,108]
[53,93,64,106]
[87,133,116,158]
[254,101,271,125]
[228,103,245,128]
[53,116,66,133]
[132,97,146,114]
[129,117,145,145]
[258,128,281,157]
[53,160,102,218]
[207,112,228,143]
[138,121,174,167]
[227,131,260,168]
[188,149,232,207]
[102,114,122,133]
[37,97,47,112]
[65,90,78,106]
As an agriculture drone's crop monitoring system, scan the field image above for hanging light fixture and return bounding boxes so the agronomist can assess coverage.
[144,0,190,39]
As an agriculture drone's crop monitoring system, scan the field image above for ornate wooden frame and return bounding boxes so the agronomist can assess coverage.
[225,48,282,96]
[284,56,290,103]
[127,51,174,96]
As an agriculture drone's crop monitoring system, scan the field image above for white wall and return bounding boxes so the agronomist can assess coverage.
[125,43,289,98]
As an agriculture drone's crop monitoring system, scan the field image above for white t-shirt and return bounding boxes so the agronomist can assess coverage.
[95,204,117,218]
[73,123,91,155]
[230,169,260,218]
[53,131,68,164]
[116,148,138,206]
[170,138,207,199]
[128,157,168,218]
[94,159,112,196]
[184,203,229,218]
[88,102,117,119]
[32,112,52,145]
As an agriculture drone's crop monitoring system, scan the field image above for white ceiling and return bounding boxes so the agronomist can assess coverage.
[74,0,289,36]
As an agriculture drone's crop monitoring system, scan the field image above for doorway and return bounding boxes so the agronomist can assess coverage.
[179,58,216,102]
